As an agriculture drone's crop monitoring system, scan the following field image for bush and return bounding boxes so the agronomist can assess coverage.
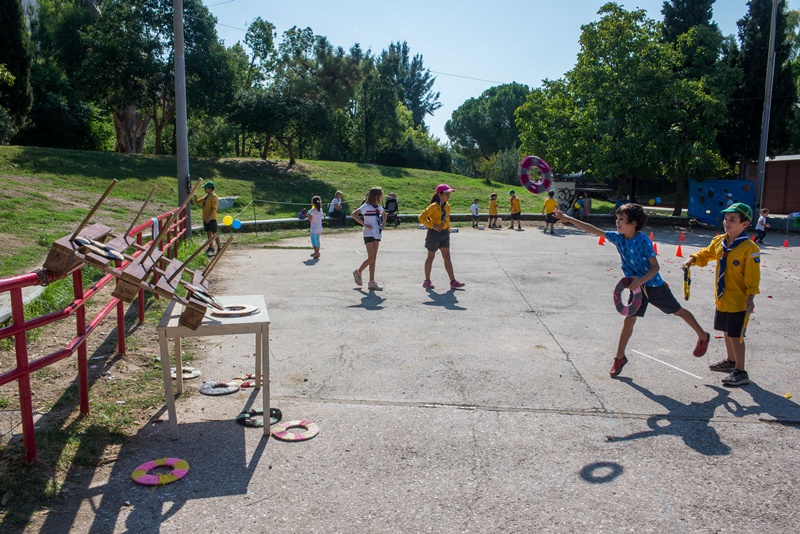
[480,148,520,185]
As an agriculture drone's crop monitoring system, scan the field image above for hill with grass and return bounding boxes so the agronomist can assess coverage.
[0,145,577,278]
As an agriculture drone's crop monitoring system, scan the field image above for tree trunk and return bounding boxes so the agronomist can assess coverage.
[671,175,685,216]
[278,137,295,165]
[261,135,271,160]
[112,105,151,153]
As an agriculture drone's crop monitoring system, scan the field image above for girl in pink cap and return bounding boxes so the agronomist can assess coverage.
[418,184,465,289]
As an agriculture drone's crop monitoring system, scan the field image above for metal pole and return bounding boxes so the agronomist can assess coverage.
[173,0,191,236]
[755,0,779,212]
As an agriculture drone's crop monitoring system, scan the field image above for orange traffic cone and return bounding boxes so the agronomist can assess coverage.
[653,242,659,255]
[598,236,605,245]
[649,231,655,241]
[676,245,683,258]
[784,239,790,248]
[680,232,685,242]
[751,234,756,241]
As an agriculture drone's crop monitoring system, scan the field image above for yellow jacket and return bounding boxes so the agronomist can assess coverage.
[690,234,761,312]
[418,201,451,230]
[510,196,521,214]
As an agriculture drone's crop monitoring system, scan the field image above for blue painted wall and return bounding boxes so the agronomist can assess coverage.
[688,180,755,226]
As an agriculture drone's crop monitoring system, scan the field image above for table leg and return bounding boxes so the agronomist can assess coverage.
[255,332,262,389]
[158,330,179,439]
[261,328,270,436]
[174,337,183,395]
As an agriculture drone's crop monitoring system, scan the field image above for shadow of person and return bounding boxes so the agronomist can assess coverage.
[732,380,800,425]
[303,258,319,266]
[422,289,466,311]
[347,290,386,310]
[606,377,740,456]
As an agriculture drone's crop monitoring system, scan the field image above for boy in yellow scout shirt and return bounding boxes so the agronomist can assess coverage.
[194,180,221,255]
[683,203,761,386]
[508,190,522,230]
[542,190,558,234]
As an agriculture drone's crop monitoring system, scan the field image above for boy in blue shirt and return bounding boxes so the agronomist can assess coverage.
[555,203,710,377]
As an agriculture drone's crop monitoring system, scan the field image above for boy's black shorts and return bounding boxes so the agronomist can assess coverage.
[714,310,746,338]
[203,220,218,233]
[634,284,682,317]
[510,213,521,220]
[545,213,557,224]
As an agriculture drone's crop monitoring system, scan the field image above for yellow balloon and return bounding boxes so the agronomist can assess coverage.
[574,202,581,209]
[648,199,655,205]
[222,215,233,226]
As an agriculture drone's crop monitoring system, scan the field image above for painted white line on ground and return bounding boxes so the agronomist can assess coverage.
[630,349,703,379]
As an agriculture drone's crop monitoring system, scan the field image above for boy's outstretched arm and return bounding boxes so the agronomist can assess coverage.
[553,209,606,238]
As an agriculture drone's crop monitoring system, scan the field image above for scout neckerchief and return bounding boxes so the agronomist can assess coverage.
[717,234,748,299]
[436,197,447,225]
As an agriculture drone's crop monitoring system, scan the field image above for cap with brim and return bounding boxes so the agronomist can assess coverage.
[202,181,215,189]
[436,184,455,194]
[721,202,752,222]
[508,190,515,195]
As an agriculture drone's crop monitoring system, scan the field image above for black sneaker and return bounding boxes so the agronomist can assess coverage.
[709,359,735,372]
[722,369,750,387]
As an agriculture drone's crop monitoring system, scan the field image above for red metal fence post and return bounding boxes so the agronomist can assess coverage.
[73,270,90,415]
[11,287,37,464]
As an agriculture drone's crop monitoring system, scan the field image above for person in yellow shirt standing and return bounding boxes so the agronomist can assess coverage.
[194,180,221,255]
[488,194,502,228]
[542,190,558,234]
[508,190,522,230]
[418,184,465,289]
[682,203,761,387]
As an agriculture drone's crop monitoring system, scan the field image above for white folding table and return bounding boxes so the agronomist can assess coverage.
[157,294,270,438]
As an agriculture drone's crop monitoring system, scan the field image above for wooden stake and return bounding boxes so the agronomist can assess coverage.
[166,235,217,283]
[126,186,156,237]
[201,236,234,284]
[70,179,118,241]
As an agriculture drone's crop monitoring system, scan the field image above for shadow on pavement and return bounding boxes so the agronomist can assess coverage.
[422,289,466,311]
[606,378,738,456]
[348,290,386,310]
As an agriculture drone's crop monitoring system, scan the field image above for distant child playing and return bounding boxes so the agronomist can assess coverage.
[194,180,221,255]
[471,199,480,228]
[308,196,323,259]
[488,194,501,228]
[754,208,770,244]
[682,203,761,387]
[542,190,558,234]
[352,187,387,291]
[419,184,465,289]
[508,190,522,230]
[554,203,711,378]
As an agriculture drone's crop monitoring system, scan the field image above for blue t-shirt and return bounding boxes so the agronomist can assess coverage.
[604,231,665,287]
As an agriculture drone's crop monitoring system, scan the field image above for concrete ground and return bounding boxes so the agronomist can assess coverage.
[33,221,800,532]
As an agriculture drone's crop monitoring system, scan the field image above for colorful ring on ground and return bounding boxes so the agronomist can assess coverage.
[271,420,320,442]
[518,155,553,194]
[613,277,643,316]
[199,381,240,396]
[170,366,201,380]
[131,457,189,486]
[235,407,283,427]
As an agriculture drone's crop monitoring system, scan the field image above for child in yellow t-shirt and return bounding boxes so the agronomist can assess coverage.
[508,190,522,230]
[542,190,558,234]
[488,194,501,228]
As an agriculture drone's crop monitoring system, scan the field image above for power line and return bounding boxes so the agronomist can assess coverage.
[429,70,504,84]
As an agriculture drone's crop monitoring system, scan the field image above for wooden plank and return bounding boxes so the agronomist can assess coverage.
[43,224,112,275]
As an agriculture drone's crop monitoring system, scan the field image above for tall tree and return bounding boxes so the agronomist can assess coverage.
[0,0,33,134]
[378,42,441,128]
[660,0,737,215]
[446,82,529,162]
[718,0,797,171]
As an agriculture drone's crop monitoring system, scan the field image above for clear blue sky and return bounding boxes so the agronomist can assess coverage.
[205,0,794,143]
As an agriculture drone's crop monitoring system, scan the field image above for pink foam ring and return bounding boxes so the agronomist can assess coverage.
[140,460,159,471]
[518,155,553,194]
[138,474,160,485]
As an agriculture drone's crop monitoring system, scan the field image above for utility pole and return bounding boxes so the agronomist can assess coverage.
[173,0,191,235]
[755,0,779,212]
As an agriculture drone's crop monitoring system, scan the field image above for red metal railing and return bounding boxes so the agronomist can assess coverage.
[0,207,187,464]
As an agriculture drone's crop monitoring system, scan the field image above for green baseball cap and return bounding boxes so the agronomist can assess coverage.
[202,181,215,190]
[508,190,515,195]
[721,202,752,222]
